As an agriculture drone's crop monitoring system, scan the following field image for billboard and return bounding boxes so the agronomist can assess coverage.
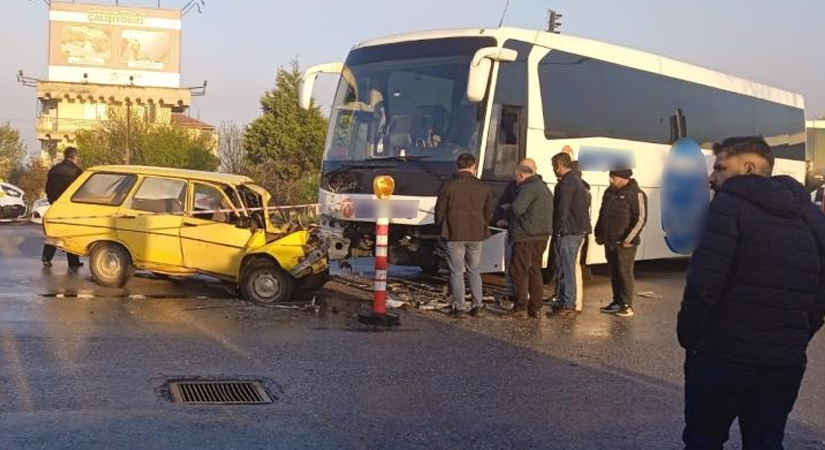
[48,2,182,88]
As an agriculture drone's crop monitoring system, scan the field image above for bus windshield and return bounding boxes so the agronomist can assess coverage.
[324,37,495,162]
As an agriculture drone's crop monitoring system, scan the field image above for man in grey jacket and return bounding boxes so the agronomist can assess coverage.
[506,159,554,319]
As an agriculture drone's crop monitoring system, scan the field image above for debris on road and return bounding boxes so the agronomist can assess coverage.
[330,273,514,315]
[637,290,663,299]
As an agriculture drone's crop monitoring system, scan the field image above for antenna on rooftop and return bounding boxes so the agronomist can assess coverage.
[181,0,206,16]
[498,0,511,28]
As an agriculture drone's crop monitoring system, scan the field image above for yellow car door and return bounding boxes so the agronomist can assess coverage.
[179,181,254,278]
[115,176,186,269]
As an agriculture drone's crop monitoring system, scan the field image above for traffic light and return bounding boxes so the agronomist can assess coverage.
[547,9,563,34]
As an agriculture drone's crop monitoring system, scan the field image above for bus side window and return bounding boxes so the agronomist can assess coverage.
[483,104,523,180]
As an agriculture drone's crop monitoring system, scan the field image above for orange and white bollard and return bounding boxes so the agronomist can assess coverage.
[373,218,389,315]
[358,175,400,327]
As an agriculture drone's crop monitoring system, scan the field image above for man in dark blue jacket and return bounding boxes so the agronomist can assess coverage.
[678,136,825,450]
[547,152,591,318]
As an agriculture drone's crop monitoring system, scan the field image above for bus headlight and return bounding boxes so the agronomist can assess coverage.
[373,175,395,200]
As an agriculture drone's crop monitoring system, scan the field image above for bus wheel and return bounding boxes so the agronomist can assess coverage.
[90,243,133,288]
[240,259,294,304]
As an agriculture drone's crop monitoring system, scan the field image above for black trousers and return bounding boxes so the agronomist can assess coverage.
[42,244,80,266]
[683,350,805,450]
[511,239,548,314]
[604,244,637,306]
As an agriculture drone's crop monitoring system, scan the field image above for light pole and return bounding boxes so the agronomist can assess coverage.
[125,99,131,165]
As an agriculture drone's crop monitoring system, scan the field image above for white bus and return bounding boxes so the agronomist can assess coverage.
[299,27,806,272]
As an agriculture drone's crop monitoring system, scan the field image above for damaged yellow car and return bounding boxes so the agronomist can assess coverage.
[43,166,328,304]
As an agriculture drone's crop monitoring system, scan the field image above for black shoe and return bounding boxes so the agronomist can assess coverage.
[600,302,622,314]
[448,307,466,319]
[545,297,562,307]
[528,310,542,319]
[469,306,483,317]
[68,263,84,270]
[42,260,52,268]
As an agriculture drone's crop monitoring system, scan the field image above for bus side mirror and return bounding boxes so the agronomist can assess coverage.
[466,47,518,103]
[298,62,345,110]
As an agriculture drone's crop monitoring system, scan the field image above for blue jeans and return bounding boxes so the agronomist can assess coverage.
[683,351,805,450]
[554,234,585,310]
[446,241,483,310]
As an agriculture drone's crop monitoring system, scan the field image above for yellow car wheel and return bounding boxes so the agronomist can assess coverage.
[90,243,133,288]
[240,259,294,304]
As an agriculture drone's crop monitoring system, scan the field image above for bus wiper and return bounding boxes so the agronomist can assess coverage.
[324,160,398,178]
[370,155,446,181]
[369,155,432,161]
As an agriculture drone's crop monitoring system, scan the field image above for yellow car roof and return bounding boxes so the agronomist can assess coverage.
[86,165,254,185]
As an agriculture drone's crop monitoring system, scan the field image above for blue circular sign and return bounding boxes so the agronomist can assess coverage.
[661,137,710,255]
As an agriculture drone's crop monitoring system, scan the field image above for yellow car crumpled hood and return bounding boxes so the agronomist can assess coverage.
[247,229,327,278]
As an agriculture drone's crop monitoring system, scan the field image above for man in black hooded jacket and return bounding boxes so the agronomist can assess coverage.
[42,147,83,268]
[678,136,825,450]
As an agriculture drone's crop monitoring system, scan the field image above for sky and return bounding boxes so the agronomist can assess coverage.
[1,0,823,155]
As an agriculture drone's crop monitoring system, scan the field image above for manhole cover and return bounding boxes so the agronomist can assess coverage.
[168,381,272,405]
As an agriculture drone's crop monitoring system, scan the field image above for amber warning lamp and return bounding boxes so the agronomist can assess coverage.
[373,175,395,200]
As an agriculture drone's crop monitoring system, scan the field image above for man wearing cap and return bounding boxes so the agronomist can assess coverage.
[505,158,554,319]
[594,169,648,317]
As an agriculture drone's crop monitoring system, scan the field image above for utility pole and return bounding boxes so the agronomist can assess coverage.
[126,99,131,165]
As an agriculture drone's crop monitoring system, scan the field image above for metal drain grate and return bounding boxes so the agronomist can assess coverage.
[168,381,273,405]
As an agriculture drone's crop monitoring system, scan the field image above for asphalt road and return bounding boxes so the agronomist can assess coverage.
[0,223,823,450]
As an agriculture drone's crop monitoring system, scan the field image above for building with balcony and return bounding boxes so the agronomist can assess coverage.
[35,81,193,161]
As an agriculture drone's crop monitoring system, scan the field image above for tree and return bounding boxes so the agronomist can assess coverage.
[138,125,218,170]
[243,60,328,204]
[8,158,49,202]
[218,121,248,174]
[75,106,218,171]
[0,122,27,180]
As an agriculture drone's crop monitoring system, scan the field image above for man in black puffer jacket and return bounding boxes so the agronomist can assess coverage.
[594,169,647,317]
[678,136,825,450]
